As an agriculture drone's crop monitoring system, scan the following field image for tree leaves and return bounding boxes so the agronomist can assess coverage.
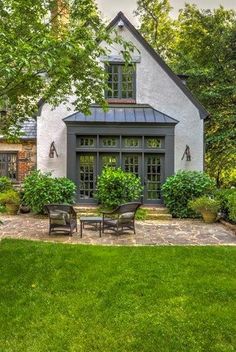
[0,0,132,138]
[136,1,236,186]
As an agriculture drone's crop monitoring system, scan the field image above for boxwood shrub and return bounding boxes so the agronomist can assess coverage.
[95,167,143,208]
[23,170,76,214]
[161,171,216,218]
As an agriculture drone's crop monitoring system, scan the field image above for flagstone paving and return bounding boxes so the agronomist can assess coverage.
[0,213,235,246]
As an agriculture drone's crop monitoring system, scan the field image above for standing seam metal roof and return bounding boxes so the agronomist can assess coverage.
[63,105,179,124]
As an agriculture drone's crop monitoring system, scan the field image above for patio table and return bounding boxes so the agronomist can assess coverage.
[80,216,102,238]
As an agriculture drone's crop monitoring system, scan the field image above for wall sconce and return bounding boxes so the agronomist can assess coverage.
[181,145,191,161]
[49,141,58,158]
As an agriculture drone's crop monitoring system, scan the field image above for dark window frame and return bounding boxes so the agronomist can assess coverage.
[105,63,136,100]
[0,151,18,181]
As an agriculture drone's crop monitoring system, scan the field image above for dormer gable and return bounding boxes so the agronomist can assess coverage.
[106,12,209,119]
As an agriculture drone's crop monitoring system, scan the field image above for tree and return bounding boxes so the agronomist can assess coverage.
[0,0,131,138]
[135,0,176,61]
[171,5,236,186]
[136,2,236,186]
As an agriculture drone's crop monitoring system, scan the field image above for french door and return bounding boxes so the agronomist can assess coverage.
[144,155,164,204]
[122,154,141,178]
[100,153,119,171]
[77,153,164,204]
[78,154,96,203]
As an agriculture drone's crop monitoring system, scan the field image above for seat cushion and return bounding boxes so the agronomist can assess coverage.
[118,212,135,223]
[50,210,68,225]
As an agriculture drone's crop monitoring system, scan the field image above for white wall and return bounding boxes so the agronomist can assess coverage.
[37,103,75,177]
[103,25,204,172]
[37,18,204,176]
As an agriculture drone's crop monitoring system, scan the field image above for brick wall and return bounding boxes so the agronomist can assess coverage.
[0,140,36,182]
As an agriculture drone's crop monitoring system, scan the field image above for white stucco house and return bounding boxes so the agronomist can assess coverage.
[37,12,208,205]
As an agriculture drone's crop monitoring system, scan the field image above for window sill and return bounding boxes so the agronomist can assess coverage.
[106,99,136,104]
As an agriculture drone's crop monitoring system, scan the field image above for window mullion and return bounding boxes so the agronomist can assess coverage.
[118,65,122,99]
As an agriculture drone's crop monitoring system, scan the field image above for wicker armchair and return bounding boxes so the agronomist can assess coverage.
[44,204,77,236]
[102,202,141,234]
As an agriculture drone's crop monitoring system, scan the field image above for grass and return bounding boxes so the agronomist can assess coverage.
[0,240,236,352]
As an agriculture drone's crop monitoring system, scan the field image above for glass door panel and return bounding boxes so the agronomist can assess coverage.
[100,154,119,171]
[122,154,141,178]
[144,155,162,203]
[79,154,96,201]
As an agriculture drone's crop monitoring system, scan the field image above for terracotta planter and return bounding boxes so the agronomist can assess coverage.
[6,203,19,215]
[201,211,217,223]
[20,205,30,214]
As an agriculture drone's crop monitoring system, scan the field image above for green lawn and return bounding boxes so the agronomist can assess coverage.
[0,240,236,352]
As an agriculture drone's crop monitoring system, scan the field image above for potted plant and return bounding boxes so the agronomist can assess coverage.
[189,196,220,223]
[0,190,20,215]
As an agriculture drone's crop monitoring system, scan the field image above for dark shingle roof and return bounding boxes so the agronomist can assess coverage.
[63,105,179,125]
[21,119,37,139]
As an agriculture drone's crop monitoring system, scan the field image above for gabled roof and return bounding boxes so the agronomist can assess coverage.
[0,119,36,141]
[63,104,179,125]
[21,119,37,139]
[107,12,209,119]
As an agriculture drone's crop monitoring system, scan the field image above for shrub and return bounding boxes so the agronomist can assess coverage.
[23,170,76,214]
[95,167,143,208]
[161,171,216,218]
[189,196,220,214]
[215,189,236,223]
[0,190,20,205]
[0,177,13,193]
[228,193,236,222]
[0,204,6,213]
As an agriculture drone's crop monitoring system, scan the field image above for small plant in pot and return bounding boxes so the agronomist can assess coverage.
[0,190,20,215]
[189,196,220,223]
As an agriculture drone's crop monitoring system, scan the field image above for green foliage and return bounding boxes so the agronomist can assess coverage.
[189,196,220,215]
[0,205,6,213]
[23,170,76,214]
[135,208,148,220]
[228,193,236,222]
[95,167,143,208]
[161,171,216,218]
[215,188,236,223]
[135,0,176,61]
[171,5,236,187]
[0,0,133,139]
[136,3,236,187]
[0,189,20,205]
[0,177,13,192]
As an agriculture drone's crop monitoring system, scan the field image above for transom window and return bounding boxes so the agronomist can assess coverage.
[124,137,141,148]
[101,137,117,148]
[146,138,161,149]
[0,152,17,180]
[106,64,135,100]
[79,137,95,148]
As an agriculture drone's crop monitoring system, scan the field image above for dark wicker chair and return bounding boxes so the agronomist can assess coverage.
[44,204,77,236]
[102,202,141,234]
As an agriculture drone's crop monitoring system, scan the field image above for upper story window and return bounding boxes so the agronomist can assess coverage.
[106,64,136,100]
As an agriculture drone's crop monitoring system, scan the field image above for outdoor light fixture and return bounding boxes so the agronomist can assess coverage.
[118,19,124,29]
[49,141,58,158]
[181,145,191,161]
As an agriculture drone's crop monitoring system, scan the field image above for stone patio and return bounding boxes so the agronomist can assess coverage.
[0,213,235,246]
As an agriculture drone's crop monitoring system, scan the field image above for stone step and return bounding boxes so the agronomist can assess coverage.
[74,205,172,220]
[142,208,170,214]
[146,213,172,220]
